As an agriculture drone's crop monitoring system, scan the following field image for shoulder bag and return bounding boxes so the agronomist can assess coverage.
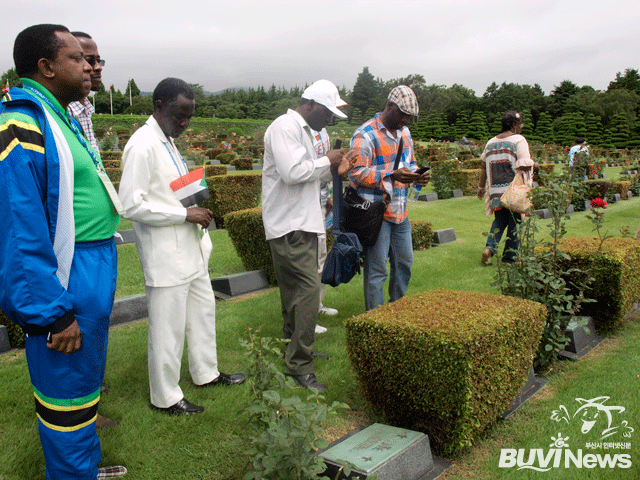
[342,137,403,247]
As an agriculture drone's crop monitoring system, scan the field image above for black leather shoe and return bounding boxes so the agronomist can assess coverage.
[200,372,245,386]
[286,373,327,393]
[155,398,204,415]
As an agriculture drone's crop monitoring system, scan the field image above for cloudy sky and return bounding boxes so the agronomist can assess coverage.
[1,0,638,96]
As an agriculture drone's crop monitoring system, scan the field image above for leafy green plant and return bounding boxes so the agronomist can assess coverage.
[239,327,348,480]
[492,170,594,371]
[430,160,456,199]
[99,127,116,151]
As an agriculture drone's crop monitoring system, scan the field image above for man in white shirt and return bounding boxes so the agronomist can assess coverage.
[262,80,353,392]
[119,78,243,416]
[568,137,589,167]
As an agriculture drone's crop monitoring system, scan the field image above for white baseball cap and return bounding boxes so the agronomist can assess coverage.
[302,80,347,118]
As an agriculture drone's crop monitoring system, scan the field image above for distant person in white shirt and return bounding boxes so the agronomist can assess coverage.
[569,137,589,167]
[262,80,354,393]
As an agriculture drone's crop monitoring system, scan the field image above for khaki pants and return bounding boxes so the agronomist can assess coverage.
[269,231,320,375]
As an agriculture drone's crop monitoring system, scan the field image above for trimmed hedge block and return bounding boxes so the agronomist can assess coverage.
[411,220,433,251]
[224,207,276,284]
[345,289,546,456]
[558,237,640,332]
[450,169,481,196]
[201,173,261,225]
[100,151,122,160]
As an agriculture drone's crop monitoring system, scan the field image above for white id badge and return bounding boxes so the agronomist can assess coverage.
[96,169,125,215]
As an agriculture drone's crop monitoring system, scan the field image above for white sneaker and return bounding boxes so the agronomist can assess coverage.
[319,306,338,316]
[315,324,328,334]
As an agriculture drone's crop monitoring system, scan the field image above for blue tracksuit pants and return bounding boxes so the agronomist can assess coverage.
[24,238,117,480]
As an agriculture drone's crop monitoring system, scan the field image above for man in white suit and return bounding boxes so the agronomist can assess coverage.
[119,78,243,415]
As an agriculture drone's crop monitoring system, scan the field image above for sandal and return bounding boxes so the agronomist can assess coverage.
[481,248,493,265]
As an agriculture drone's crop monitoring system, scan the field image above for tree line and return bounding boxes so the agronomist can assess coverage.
[2,66,639,147]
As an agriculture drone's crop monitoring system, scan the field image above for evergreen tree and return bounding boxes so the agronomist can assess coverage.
[351,67,381,117]
[534,112,554,144]
[584,114,603,145]
[490,117,502,137]
[423,113,447,140]
[350,108,364,126]
[609,113,630,148]
[466,111,489,140]
[0,68,21,89]
[627,120,640,149]
[520,109,534,139]
[364,107,377,122]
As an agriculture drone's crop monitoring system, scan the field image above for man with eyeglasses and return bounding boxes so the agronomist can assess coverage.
[67,31,119,433]
[68,32,104,152]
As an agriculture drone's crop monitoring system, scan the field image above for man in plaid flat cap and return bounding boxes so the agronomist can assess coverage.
[348,85,429,311]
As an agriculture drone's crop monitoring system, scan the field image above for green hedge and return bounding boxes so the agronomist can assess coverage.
[201,173,261,225]
[613,180,631,199]
[100,151,123,160]
[231,157,254,170]
[225,210,436,285]
[105,167,122,183]
[411,220,433,251]
[450,169,481,196]
[225,207,276,284]
[345,289,546,456]
[0,309,24,349]
[557,237,640,333]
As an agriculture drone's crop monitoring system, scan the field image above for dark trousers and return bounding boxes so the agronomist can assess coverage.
[485,208,522,263]
[269,231,319,376]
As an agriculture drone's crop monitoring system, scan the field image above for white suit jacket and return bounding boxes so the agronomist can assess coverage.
[119,115,212,287]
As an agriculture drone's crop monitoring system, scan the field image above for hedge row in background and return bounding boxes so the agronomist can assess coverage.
[557,237,640,333]
[0,309,23,349]
[345,289,546,456]
[225,207,435,285]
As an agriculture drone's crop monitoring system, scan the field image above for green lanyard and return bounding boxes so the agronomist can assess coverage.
[24,85,104,173]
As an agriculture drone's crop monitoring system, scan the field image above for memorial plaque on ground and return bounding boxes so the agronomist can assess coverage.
[318,423,439,480]
[432,228,456,245]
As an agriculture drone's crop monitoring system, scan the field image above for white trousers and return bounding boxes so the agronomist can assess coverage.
[146,273,219,408]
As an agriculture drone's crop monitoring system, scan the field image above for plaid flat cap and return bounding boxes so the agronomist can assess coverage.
[388,85,418,116]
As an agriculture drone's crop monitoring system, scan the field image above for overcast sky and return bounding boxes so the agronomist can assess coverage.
[1,0,638,97]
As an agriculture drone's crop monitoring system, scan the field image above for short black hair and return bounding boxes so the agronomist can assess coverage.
[14,24,69,78]
[71,31,92,39]
[152,78,194,107]
[501,111,522,132]
[575,137,585,144]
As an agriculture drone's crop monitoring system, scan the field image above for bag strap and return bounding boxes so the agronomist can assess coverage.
[331,165,343,236]
[393,136,404,170]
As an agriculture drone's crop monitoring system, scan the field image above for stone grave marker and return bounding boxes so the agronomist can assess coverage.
[451,189,464,198]
[318,423,449,480]
[501,366,548,419]
[560,317,604,360]
[211,270,269,300]
[565,204,575,214]
[432,228,456,245]
[535,209,551,219]
[110,294,148,327]
[0,325,11,354]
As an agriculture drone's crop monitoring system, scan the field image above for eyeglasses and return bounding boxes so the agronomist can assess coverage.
[84,56,105,67]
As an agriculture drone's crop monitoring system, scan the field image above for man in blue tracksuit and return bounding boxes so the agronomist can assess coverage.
[0,24,125,479]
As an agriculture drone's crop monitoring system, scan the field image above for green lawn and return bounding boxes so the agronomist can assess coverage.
[1,194,639,479]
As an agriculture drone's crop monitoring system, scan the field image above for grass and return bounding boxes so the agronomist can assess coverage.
[1,193,640,479]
